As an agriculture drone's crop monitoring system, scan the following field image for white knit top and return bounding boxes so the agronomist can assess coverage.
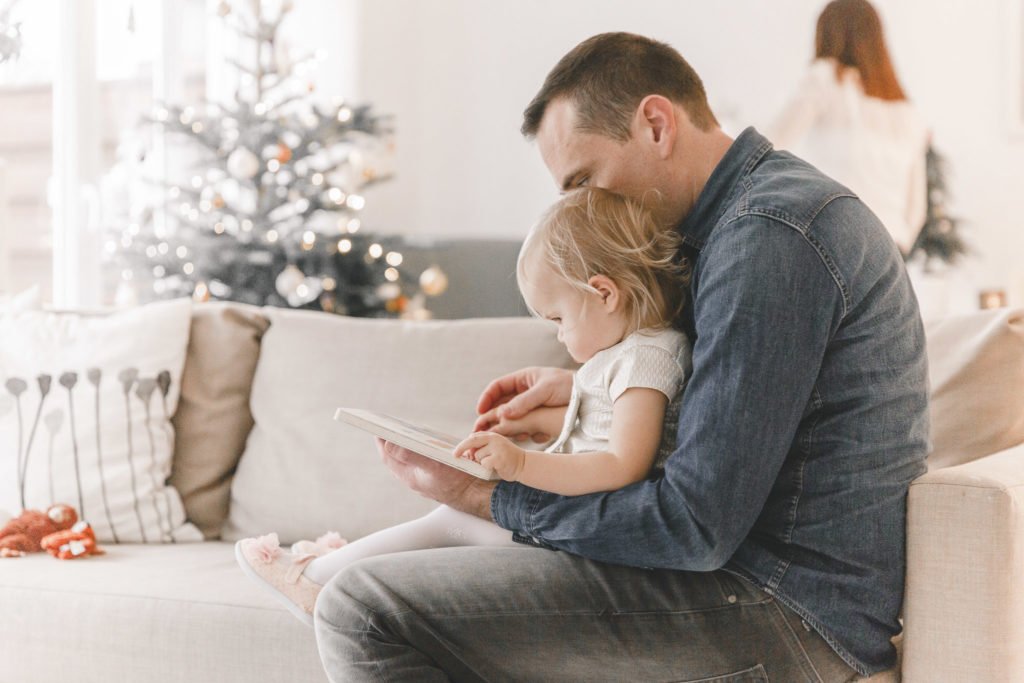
[546,327,691,470]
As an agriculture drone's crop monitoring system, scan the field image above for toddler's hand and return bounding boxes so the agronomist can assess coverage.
[453,432,526,482]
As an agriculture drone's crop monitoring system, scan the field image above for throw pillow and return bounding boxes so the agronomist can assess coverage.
[0,298,202,543]
[925,307,1024,469]
[221,309,574,545]
[169,302,270,539]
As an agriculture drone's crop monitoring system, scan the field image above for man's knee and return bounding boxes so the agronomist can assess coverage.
[313,556,390,632]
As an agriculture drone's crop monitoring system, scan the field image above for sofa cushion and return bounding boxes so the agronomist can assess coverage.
[924,307,1024,469]
[0,298,202,544]
[0,542,326,683]
[169,302,270,539]
[222,310,573,544]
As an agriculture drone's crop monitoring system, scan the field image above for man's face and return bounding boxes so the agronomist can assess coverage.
[536,98,664,216]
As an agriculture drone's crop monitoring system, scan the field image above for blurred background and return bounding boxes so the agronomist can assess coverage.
[0,0,1021,319]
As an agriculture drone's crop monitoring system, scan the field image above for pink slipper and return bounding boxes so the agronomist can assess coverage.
[235,532,322,627]
[290,531,348,557]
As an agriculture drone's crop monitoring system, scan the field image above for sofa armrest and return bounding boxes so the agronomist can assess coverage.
[902,443,1024,681]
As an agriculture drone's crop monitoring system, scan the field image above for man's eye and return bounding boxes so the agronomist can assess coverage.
[576,177,589,188]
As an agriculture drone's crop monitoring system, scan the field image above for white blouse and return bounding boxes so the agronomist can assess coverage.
[767,59,930,253]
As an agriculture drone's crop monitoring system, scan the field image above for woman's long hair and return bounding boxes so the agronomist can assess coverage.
[815,0,907,101]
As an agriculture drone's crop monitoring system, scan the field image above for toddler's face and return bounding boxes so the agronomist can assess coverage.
[521,260,626,364]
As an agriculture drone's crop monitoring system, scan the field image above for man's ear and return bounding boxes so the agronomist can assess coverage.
[636,95,677,159]
[588,274,621,313]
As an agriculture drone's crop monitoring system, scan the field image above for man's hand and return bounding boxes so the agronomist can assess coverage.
[454,432,526,482]
[375,438,497,521]
[474,405,567,445]
[474,367,574,437]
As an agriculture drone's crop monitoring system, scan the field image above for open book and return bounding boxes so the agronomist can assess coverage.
[333,407,500,481]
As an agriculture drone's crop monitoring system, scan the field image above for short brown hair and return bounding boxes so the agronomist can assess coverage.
[521,32,718,141]
[517,188,690,334]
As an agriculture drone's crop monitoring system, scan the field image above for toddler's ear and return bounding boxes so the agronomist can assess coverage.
[588,274,621,312]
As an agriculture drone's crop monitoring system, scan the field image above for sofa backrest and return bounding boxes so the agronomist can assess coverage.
[171,303,1024,540]
[217,307,574,544]
[924,307,1024,470]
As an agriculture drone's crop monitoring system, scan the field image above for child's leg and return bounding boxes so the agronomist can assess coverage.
[302,505,518,585]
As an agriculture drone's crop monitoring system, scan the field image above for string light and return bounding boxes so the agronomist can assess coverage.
[346,194,365,210]
[385,251,403,266]
[183,262,195,275]
[368,243,383,259]
[311,172,324,186]
[267,230,279,243]
[337,238,352,253]
[176,246,188,259]
[384,267,399,282]
[347,218,361,233]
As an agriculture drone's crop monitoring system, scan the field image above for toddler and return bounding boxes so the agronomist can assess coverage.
[235,187,692,626]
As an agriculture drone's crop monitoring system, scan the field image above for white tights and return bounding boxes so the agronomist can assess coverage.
[302,505,520,586]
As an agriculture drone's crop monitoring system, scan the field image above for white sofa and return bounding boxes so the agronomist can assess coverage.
[1,303,1022,683]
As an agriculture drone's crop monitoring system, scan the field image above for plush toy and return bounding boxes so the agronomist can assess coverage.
[41,520,104,559]
[0,504,93,558]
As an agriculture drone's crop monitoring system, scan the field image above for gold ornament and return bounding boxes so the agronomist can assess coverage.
[419,265,448,297]
[276,142,292,164]
[193,281,211,302]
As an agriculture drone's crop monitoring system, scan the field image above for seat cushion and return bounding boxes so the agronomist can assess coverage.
[0,542,327,683]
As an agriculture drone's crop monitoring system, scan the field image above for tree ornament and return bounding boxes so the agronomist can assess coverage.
[275,142,292,164]
[275,264,305,298]
[227,147,261,180]
[419,266,448,297]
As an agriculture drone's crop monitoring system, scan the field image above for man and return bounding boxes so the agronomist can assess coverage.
[314,32,928,681]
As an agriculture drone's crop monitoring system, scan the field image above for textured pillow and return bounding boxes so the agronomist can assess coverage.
[0,298,202,543]
[169,303,270,539]
[925,307,1024,470]
[222,310,573,544]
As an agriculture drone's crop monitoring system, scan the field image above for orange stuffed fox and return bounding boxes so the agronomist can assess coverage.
[0,504,104,559]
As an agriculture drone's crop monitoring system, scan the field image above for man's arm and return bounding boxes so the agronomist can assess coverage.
[491,217,844,570]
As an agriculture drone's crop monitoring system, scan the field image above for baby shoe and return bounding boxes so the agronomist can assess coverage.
[235,532,322,627]
[290,530,348,557]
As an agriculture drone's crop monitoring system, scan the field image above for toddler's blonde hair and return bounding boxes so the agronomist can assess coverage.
[517,187,690,333]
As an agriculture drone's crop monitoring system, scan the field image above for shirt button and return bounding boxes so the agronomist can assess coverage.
[727,595,737,604]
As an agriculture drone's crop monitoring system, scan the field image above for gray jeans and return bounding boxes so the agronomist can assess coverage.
[313,545,861,682]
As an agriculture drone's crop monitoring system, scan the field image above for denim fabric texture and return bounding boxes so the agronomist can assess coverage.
[315,546,860,682]
[492,128,930,676]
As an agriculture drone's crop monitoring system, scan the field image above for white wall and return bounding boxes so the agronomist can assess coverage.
[292,0,1024,305]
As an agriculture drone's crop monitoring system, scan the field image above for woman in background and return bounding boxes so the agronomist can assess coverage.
[769,0,929,254]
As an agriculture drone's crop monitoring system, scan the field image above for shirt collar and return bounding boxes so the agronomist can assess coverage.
[678,127,773,251]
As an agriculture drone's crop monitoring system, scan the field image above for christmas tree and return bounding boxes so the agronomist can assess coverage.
[104,0,437,317]
[906,144,968,271]
[0,1,21,66]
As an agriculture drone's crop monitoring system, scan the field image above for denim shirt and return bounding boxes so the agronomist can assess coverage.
[491,128,929,675]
